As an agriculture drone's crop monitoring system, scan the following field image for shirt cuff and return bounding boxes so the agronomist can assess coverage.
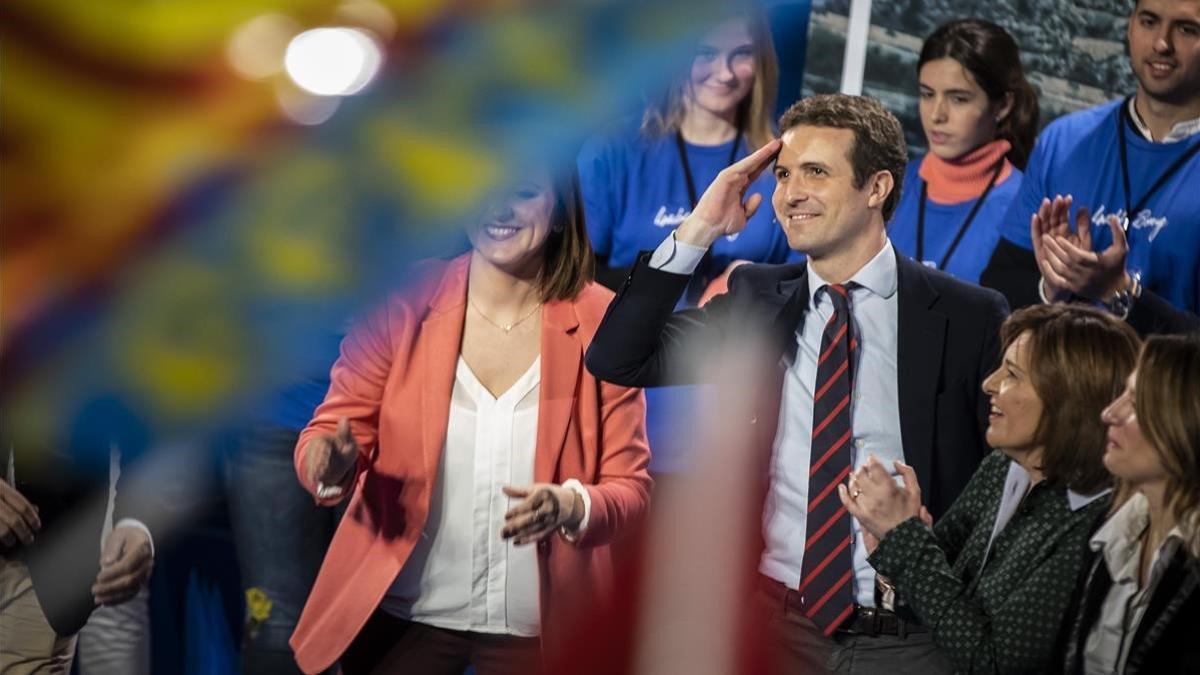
[1037,275,1051,304]
[559,478,592,542]
[113,518,155,558]
[648,232,708,275]
[867,517,928,581]
[878,576,897,612]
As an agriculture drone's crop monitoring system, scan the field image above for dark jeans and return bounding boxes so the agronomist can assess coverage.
[341,611,542,675]
[224,426,344,675]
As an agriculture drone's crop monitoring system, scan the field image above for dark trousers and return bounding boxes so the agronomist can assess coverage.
[754,577,954,675]
[341,611,543,675]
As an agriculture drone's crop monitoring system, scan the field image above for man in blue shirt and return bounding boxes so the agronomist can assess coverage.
[980,0,1200,335]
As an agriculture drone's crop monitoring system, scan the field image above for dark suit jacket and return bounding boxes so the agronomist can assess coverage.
[1061,546,1200,675]
[585,248,1009,518]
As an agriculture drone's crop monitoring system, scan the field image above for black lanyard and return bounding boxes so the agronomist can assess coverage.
[1117,96,1200,233]
[674,128,742,208]
[915,158,1004,270]
[674,125,743,288]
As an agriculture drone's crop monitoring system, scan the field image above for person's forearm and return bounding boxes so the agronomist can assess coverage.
[673,213,722,249]
[567,477,650,548]
[585,254,697,388]
[1126,287,1200,336]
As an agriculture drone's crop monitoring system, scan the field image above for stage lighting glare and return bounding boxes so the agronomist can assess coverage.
[284,27,383,97]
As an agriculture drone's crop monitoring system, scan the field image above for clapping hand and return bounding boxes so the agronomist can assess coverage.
[1031,195,1130,302]
[839,456,924,541]
[860,505,933,554]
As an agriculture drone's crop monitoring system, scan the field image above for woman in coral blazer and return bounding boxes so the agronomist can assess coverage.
[289,168,651,675]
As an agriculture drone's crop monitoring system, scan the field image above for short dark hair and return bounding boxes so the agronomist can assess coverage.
[778,94,908,220]
[539,170,594,302]
[999,304,1140,493]
[919,19,1040,169]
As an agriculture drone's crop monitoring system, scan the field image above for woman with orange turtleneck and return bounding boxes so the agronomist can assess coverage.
[888,19,1038,285]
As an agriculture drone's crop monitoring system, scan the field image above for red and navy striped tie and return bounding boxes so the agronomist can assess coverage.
[799,283,858,636]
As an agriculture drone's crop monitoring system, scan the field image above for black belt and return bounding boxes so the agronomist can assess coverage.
[757,575,928,638]
[837,605,928,638]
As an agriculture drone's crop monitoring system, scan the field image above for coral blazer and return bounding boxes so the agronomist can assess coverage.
[289,255,651,674]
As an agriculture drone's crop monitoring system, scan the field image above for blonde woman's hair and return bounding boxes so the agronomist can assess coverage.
[640,12,779,151]
[1122,335,1200,558]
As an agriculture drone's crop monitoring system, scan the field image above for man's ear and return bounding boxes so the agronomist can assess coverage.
[866,170,895,212]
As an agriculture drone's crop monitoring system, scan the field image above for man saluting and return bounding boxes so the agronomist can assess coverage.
[586,94,1008,673]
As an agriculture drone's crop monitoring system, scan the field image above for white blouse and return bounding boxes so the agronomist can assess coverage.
[1083,492,1184,675]
[380,356,542,636]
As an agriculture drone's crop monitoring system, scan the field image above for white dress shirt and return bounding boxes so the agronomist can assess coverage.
[651,235,905,607]
[1084,492,1185,675]
[380,357,542,636]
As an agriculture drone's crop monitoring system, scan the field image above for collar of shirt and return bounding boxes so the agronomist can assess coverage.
[1003,459,1109,511]
[805,239,898,307]
[1127,96,1200,143]
[983,459,1108,568]
[1090,491,1185,582]
[1082,491,1184,675]
[1068,486,1112,511]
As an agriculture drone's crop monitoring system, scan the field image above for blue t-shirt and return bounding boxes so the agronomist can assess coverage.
[888,158,1022,284]
[579,120,799,473]
[1000,98,1200,313]
[578,119,798,301]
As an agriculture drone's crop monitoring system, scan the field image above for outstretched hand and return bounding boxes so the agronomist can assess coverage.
[500,484,582,546]
[304,417,359,499]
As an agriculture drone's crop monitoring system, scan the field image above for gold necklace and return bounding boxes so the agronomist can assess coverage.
[468,297,541,333]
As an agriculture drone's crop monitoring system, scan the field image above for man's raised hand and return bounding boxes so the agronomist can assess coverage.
[674,138,781,248]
